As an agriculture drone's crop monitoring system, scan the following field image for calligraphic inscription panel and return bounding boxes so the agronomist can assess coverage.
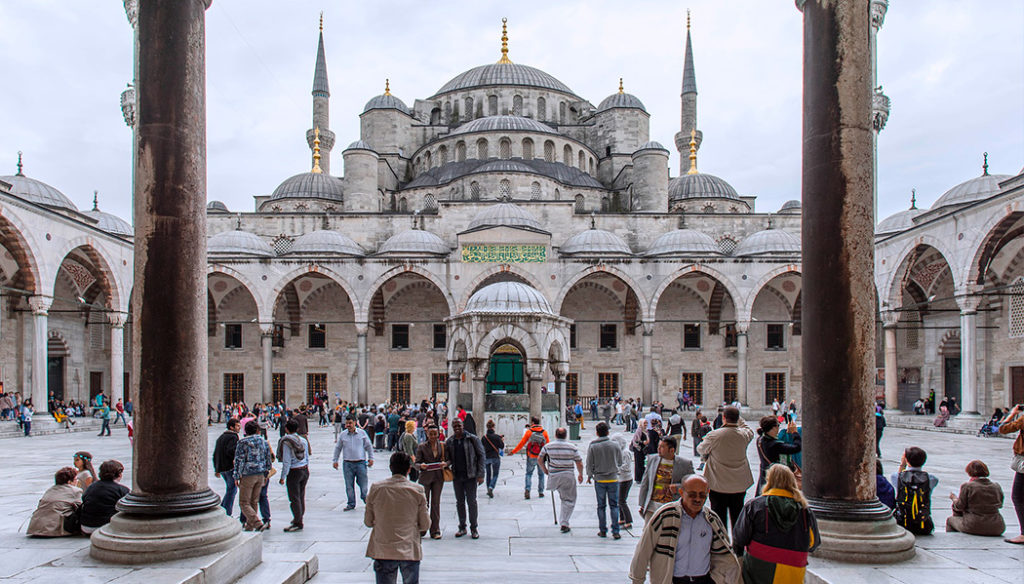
[461,244,546,263]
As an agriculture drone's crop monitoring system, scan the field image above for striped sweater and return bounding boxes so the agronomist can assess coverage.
[629,502,741,584]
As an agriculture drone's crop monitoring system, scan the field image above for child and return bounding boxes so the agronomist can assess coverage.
[892,446,938,535]
[876,460,895,509]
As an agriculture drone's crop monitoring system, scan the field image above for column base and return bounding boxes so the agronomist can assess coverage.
[808,498,915,563]
[90,507,244,564]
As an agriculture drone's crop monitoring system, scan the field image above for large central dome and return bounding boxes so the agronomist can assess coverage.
[432,63,577,98]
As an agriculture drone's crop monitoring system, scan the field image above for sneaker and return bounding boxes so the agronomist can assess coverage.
[343,506,356,512]
[487,488,494,498]
[613,532,621,540]
[538,492,544,498]
[259,521,271,532]
[524,491,530,500]
[283,524,302,532]
[455,528,467,538]
[597,531,607,538]
[471,529,479,539]
[560,525,571,533]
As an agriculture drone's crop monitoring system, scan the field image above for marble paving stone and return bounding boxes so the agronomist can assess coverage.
[106,569,203,584]
[976,567,1024,583]
[570,554,634,572]
[10,566,133,584]
[879,567,1011,584]
[307,553,372,573]
[931,548,1022,569]
[0,548,84,578]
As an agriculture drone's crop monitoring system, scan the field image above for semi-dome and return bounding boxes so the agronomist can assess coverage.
[1,173,78,211]
[466,201,544,232]
[931,173,1011,210]
[734,229,801,257]
[363,93,411,115]
[288,230,364,256]
[433,62,576,98]
[464,281,554,315]
[560,228,632,256]
[344,140,374,151]
[450,115,557,136]
[207,229,274,257]
[270,171,344,202]
[778,200,801,214]
[644,229,722,257]
[876,207,925,235]
[207,200,229,213]
[377,229,450,256]
[596,92,646,113]
[84,208,132,237]
[669,173,740,201]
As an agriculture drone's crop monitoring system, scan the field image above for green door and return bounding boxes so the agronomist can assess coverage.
[486,353,524,394]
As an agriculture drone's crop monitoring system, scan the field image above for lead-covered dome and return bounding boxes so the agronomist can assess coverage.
[596,92,646,113]
[207,229,274,257]
[644,229,722,257]
[363,93,411,115]
[876,207,924,235]
[289,230,364,256]
[207,200,229,213]
[466,201,544,232]
[560,228,632,256]
[404,158,603,190]
[1,173,78,211]
[669,173,740,201]
[464,281,554,315]
[450,115,557,136]
[734,229,800,257]
[778,200,801,214]
[270,172,344,202]
[931,172,1011,210]
[84,208,132,237]
[432,63,577,98]
[377,229,450,256]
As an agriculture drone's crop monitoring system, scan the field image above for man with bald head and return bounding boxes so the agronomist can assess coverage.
[629,475,740,584]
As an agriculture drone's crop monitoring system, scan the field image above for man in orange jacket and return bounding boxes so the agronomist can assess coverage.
[510,417,550,499]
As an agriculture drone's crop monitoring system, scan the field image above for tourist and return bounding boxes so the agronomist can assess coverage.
[400,420,419,481]
[387,408,401,451]
[638,436,695,520]
[732,464,821,584]
[509,416,549,499]
[80,460,130,535]
[233,420,273,532]
[292,406,311,453]
[875,406,886,456]
[445,417,484,539]
[21,400,33,436]
[631,419,650,484]
[667,411,687,447]
[538,427,584,533]
[213,418,240,515]
[892,446,938,535]
[945,460,1005,536]
[364,452,430,584]
[332,415,375,511]
[27,466,83,537]
[628,474,740,584]
[279,419,310,532]
[113,398,126,426]
[754,416,801,495]
[998,403,1024,544]
[913,398,926,415]
[462,409,478,436]
[691,411,707,457]
[481,419,505,498]
[574,400,585,429]
[586,421,623,539]
[97,401,111,436]
[611,432,635,530]
[697,406,754,528]
[934,402,951,427]
[216,400,223,423]
[415,425,446,539]
[73,451,97,490]
[876,460,896,510]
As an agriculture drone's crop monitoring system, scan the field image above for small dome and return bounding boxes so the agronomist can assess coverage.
[876,207,925,235]
[734,229,801,257]
[636,141,669,153]
[208,230,274,257]
[270,172,344,202]
[931,173,1011,210]
[377,229,449,256]
[344,140,374,151]
[84,209,132,237]
[596,92,647,113]
[450,115,558,136]
[778,200,801,214]
[644,229,722,257]
[669,173,740,201]
[207,200,229,213]
[467,201,544,232]
[433,63,576,97]
[1,173,78,211]
[560,229,632,256]
[464,281,554,315]
[363,93,411,115]
[289,230,364,256]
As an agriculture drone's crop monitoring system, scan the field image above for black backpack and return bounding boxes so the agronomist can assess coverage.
[894,470,934,535]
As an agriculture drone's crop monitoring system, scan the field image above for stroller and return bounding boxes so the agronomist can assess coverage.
[978,409,1005,437]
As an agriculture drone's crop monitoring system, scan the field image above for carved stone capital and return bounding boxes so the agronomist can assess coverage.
[870,0,889,29]
[872,88,890,132]
[121,83,137,128]
[28,295,52,316]
[107,311,129,328]
[123,0,138,28]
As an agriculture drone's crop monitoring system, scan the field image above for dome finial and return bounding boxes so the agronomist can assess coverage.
[618,78,624,94]
[15,151,23,176]
[687,128,698,175]
[236,213,242,230]
[92,190,99,211]
[497,17,512,64]
[982,152,989,176]
[910,188,917,209]
[319,11,323,32]
[687,8,691,30]
[312,127,323,174]
[384,78,391,96]
[590,211,596,230]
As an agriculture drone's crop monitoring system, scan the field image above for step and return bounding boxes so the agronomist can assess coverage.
[234,552,318,584]
[0,417,117,439]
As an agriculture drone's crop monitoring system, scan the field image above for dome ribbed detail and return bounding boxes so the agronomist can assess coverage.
[636,141,669,153]
[377,230,449,256]
[931,173,1011,210]
[289,230,364,256]
[207,200,229,213]
[560,229,632,256]
[876,208,925,235]
[345,140,374,151]
[432,63,577,97]
[778,200,801,214]
[644,229,721,256]
[734,229,800,257]
[1,174,78,211]
[467,202,543,231]
[208,230,274,257]
[363,94,411,115]
[450,115,557,136]
[668,173,739,201]
[464,282,554,315]
[84,209,132,237]
[596,92,646,113]
[270,172,344,202]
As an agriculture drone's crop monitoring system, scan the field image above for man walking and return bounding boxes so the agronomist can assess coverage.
[365,452,430,584]
[445,417,485,539]
[509,417,549,499]
[279,419,309,532]
[216,400,224,423]
[638,436,695,519]
[697,405,754,528]
[538,427,583,533]
[333,415,375,511]
[586,421,623,539]
[113,399,127,426]
[213,418,241,515]
[233,420,273,532]
[97,402,112,436]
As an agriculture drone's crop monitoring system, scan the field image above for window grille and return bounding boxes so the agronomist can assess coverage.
[765,372,786,405]
[512,95,523,116]
[488,95,498,116]
[565,373,579,401]
[574,195,585,213]
[391,373,411,404]
[522,138,534,159]
[456,142,466,162]
[1010,277,1024,338]
[477,139,489,159]
[272,373,286,404]
[578,151,585,169]
[681,372,704,405]
[223,373,244,404]
[723,373,738,404]
[766,324,785,350]
[464,97,474,120]
[530,182,541,200]
[718,237,737,255]
[903,310,919,349]
[306,372,327,404]
[563,144,572,165]
[499,139,511,159]
[499,179,512,197]
[423,194,437,212]
[544,141,555,162]
[471,182,481,200]
[598,373,618,399]
[537,97,546,121]
[308,323,326,349]
[225,324,242,349]
[431,373,448,397]
[272,236,293,255]
[392,324,410,349]
[599,324,618,350]
[438,146,448,165]
[683,324,701,349]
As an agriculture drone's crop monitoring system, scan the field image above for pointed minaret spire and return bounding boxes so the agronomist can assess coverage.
[675,9,702,174]
[15,151,23,176]
[618,78,624,94]
[307,15,335,174]
[93,190,99,211]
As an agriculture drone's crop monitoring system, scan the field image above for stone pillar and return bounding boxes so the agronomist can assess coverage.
[356,328,368,404]
[551,360,568,428]
[108,312,128,406]
[28,295,51,412]
[641,321,654,405]
[447,360,464,427]
[470,359,487,426]
[260,324,273,404]
[527,360,546,421]
[91,0,244,564]
[797,0,914,562]
[959,294,981,415]
[882,311,899,411]
[736,323,749,406]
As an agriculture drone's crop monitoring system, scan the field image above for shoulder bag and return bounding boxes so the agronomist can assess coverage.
[441,442,454,482]
[1011,454,1024,474]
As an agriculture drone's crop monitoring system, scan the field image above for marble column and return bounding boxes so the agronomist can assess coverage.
[260,324,273,404]
[471,359,487,425]
[882,311,899,411]
[28,295,51,412]
[551,360,568,428]
[108,312,128,406]
[797,0,914,562]
[641,321,654,406]
[447,360,464,427]
[959,294,981,415]
[91,0,243,564]
[736,323,749,406]
[356,328,368,404]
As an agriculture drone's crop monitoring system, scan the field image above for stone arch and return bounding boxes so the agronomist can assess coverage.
[207,265,265,318]
[967,207,1024,286]
[743,265,801,318]
[268,265,357,324]
[447,327,471,362]
[881,235,960,311]
[554,264,650,322]
[48,329,70,356]
[358,265,456,324]
[459,265,545,311]
[939,328,961,355]
[0,210,42,295]
[473,324,541,361]
[649,265,742,322]
[52,239,122,310]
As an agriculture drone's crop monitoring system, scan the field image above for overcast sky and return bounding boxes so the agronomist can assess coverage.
[0,0,1021,226]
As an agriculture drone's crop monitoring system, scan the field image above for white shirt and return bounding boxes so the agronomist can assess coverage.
[673,510,712,578]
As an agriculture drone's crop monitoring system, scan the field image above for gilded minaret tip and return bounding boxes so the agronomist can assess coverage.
[497,18,512,64]
[687,9,691,30]
[687,128,698,175]
[618,78,624,94]
[312,127,323,174]
[384,79,391,96]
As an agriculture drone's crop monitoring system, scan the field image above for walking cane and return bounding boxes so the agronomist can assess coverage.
[551,488,558,525]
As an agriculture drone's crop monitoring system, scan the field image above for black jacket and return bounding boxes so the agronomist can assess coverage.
[445,432,485,479]
[755,433,802,491]
[213,430,239,473]
[481,430,505,458]
[80,480,130,528]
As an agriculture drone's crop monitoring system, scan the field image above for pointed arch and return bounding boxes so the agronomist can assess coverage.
[267,264,357,324]
[473,323,541,361]
[967,207,1024,286]
[880,236,959,311]
[459,265,545,311]
[0,207,42,295]
[51,238,122,311]
[358,265,456,324]
[554,264,650,321]
[743,265,802,318]
[649,264,742,322]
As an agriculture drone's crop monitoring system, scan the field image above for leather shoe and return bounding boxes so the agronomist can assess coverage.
[613,532,621,540]
[455,528,467,538]
[597,531,607,538]
[560,525,571,533]
[471,529,479,539]
[538,492,544,498]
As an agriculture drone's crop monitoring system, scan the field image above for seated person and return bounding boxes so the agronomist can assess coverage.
[876,460,895,510]
[892,446,938,535]
[80,460,130,535]
[27,467,83,537]
[913,399,926,415]
[946,460,1005,536]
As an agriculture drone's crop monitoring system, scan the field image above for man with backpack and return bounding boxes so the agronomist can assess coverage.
[891,446,938,535]
[510,417,550,499]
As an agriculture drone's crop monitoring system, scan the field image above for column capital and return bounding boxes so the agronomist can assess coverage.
[28,295,52,315]
[957,291,982,314]
[735,320,751,334]
[258,322,275,336]
[355,324,369,336]
[448,360,466,377]
[107,311,129,328]
[880,310,900,327]
[549,360,568,378]
[641,320,655,336]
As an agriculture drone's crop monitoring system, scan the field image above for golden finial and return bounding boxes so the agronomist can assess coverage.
[384,79,391,96]
[497,17,512,64]
[312,127,323,174]
[319,12,323,32]
[687,128,698,175]
[618,78,624,94]
[687,9,691,30]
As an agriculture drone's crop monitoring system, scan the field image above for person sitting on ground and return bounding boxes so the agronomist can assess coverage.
[876,460,896,510]
[73,451,97,490]
[946,460,1005,537]
[27,466,83,537]
[892,446,938,535]
[80,460,129,535]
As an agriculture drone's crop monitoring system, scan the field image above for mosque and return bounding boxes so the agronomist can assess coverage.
[1,3,1021,429]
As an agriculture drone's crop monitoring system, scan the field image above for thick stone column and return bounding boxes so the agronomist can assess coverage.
[797,0,914,562]
[108,312,127,406]
[641,321,654,405]
[260,324,273,404]
[736,323,749,406]
[882,311,899,411]
[91,0,243,563]
[959,294,981,415]
[28,295,51,411]
[356,328,368,404]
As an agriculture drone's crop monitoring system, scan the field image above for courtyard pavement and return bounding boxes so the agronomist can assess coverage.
[0,416,1021,583]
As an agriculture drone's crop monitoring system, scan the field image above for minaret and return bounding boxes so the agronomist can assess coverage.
[674,10,702,174]
[307,14,335,174]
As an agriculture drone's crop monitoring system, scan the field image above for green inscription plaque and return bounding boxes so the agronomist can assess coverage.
[461,244,546,263]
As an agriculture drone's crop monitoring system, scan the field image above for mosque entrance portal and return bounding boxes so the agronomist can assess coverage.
[486,343,524,394]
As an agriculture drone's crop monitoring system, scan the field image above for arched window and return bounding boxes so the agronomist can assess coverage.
[423,194,437,212]
[544,140,555,162]
[563,144,572,165]
[424,150,432,168]
[559,102,567,123]
[476,138,489,160]
[470,181,481,200]
[399,197,408,212]
[499,179,512,198]
[455,141,466,162]
[522,138,534,159]
[451,102,460,123]
[578,150,585,169]
[464,97,474,121]
[499,138,511,159]
[717,237,737,255]
[574,194,585,212]
[530,181,541,200]
[438,145,448,165]
[488,95,498,116]
[703,203,715,213]
[589,157,594,176]
[444,102,451,123]
[537,97,546,121]
[601,197,610,212]
[554,188,560,200]
[512,95,523,116]
[430,108,441,125]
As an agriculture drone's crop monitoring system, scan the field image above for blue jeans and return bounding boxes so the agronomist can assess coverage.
[373,559,419,584]
[343,460,369,508]
[220,470,237,515]
[525,457,545,492]
[595,481,620,535]
[485,456,501,490]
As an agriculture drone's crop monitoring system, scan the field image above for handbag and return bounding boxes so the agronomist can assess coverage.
[441,444,454,482]
[1011,454,1024,474]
